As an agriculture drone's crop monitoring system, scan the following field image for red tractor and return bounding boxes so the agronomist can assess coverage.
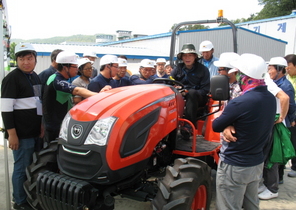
[24,14,236,210]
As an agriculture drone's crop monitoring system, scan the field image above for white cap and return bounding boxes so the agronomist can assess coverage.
[83,51,98,58]
[230,53,267,79]
[56,51,79,64]
[214,52,240,68]
[268,57,287,67]
[165,61,170,67]
[228,68,238,74]
[100,54,118,66]
[78,58,94,68]
[15,43,36,56]
[118,58,128,67]
[156,58,166,64]
[199,40,214,52]
[140,59,155,68]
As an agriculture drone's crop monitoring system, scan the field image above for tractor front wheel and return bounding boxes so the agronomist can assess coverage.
[152,157,212,210]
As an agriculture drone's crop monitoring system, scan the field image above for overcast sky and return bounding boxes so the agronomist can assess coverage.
[6,0,263,40]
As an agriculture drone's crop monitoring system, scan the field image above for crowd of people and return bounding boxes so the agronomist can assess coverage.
[1,40,296,210]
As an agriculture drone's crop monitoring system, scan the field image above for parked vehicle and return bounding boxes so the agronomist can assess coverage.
[24,13,236,210]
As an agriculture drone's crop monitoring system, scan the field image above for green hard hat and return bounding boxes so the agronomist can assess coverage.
[177,43,197,59]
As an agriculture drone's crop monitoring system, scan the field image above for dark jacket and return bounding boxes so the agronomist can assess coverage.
[170,60,210,97]
[274,76,296,127]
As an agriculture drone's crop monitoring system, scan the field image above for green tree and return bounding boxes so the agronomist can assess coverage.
[254,0,296,20]
[170,24,209,32]
[10,42,16,61]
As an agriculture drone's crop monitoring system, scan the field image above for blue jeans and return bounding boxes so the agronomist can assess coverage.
[12,138,35,205]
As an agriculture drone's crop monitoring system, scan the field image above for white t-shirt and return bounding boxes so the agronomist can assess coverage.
[265,75,281,115]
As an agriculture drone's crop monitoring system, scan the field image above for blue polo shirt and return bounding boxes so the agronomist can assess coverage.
[88,74,117,92]
[213,86,276,167]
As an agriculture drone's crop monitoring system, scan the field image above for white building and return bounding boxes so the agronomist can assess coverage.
[236,10,296,55]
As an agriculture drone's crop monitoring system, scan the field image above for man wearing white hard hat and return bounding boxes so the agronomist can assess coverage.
[165,61,173,76]
[1,43,42,209]
[71,58,94,104]
[199,40,219,78]
[38,49,63,96]
[113,58,132,87]
[43,51,98,143]
[213,54,276,210]
[83,51,98,78]
[155,58,169,78]
[257,57,296,200]
[130,59,156,84]
[88,54,119,92]
[214,52,241,99]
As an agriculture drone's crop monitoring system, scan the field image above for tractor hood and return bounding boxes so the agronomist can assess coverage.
[69,84,178,122]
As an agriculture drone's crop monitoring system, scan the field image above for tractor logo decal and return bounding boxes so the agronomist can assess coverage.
[71,124,83,139]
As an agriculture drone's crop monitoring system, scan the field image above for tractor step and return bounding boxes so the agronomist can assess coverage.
[175,135,220,152]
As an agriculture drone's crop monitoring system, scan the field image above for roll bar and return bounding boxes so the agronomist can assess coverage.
[169,17,237,67]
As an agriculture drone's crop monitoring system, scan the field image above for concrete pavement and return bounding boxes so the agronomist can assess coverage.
[1,145,296,210]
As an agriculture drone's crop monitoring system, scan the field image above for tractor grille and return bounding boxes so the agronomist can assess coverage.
[58,145,103,180]
[36,171,98,210]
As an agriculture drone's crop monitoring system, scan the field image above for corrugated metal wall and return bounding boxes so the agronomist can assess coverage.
[178,27,286,61]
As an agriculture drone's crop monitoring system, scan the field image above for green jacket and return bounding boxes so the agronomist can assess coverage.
[267,114,296,169]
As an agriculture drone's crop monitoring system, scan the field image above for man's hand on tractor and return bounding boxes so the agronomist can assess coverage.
[222,125,237,142]
[100,85,112,92]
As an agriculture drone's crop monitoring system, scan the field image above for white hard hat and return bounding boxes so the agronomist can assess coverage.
[78,58,94,68]
[268,57,288,67]
[56,51,79,64]
[100,54,118,66]
[118,58,128,67]
[199,40,214,52]
[15,43,36,56]
[230,53,267,79]
[165,61,170,67]
[214,52,240,68]
[228,68,238,74]
[140,59,154,68]
[83,51,98,58]
[156,58,166,64]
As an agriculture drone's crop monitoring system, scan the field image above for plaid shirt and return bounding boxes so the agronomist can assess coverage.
[230,81,241,100]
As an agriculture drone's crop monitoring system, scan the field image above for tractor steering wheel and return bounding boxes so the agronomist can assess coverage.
[152,78,185,89]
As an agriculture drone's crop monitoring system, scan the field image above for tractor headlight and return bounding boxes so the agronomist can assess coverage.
[84,116,117,146]
[59,112,71,141]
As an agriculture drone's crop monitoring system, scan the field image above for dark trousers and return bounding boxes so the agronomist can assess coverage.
[44,129,60,143]
[184,89,206,128]
[263,163,279,193]
[289,126,296,171]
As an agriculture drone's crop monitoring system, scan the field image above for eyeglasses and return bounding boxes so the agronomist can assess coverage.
[69,65,78,69]
[83,67,93,71]
[218,68,230,71]
[111,65,119,69]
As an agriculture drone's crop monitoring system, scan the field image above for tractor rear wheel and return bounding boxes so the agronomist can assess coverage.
[24,140,59,209]
[152,157,212,210]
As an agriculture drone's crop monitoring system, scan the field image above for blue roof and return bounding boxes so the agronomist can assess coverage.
[235,11,296,26]
[97,32,171,46]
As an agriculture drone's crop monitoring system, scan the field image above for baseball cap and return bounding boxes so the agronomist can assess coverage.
[199,40,214,52]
